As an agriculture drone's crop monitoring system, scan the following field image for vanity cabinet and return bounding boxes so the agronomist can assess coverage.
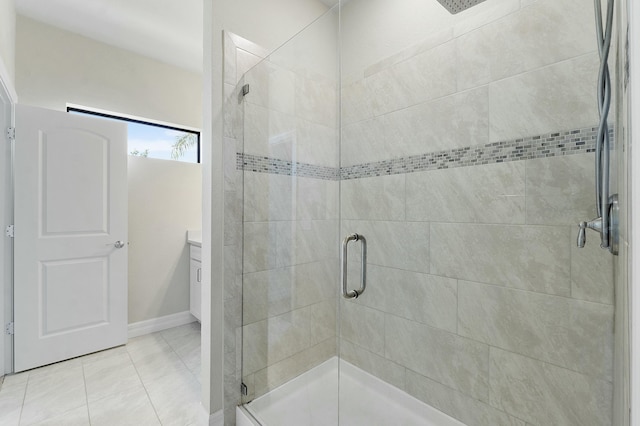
[189,245,202,321]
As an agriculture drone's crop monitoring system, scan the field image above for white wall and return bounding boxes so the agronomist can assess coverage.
[15,15,204,326]
[15,15,202,128]
[0,0,15,84]
[128,156,202,323]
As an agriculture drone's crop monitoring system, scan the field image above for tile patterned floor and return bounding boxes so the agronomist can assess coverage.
[0,322,204,426]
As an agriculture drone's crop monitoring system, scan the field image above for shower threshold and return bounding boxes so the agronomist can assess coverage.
[237,357,465,426]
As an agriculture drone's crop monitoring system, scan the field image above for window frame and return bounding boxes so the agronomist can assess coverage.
[66,105,201,163]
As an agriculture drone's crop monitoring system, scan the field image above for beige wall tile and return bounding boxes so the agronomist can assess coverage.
[406,372,526,426]
[459,280,613,380]
[571,228,615,305]
[406,161,525,224]
[354,265,457,333]
[456,0,595,90]
[341,220,430,273]
[489,53,598,142]
[340,340,406,390]
[341,175,406,221]
[385,314,489,401]
[489,348,612,426]
[367,41,457,116]
[525,154,596,226]
[340,301,385,356]
[431,223,571,296]
[383,87,489,156]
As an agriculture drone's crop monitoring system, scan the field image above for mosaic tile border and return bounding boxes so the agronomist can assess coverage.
[237,125,609,180]
[238,153,340,180]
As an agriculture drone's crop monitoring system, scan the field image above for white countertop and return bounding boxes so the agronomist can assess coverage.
[187,230,202,247]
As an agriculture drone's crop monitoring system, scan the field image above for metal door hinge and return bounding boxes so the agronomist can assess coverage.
[241,84,250,97]
[241,382,248,396]
[6,127,15,140]
[5,322,14,335]
[5,225,14,238]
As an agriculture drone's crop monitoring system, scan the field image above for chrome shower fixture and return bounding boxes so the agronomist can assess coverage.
[435,0,486,14]
[577,0,618,255]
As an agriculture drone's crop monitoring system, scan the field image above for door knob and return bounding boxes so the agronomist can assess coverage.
[114,241,125,249]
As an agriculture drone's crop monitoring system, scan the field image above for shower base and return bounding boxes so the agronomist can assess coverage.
[237,357,465,426]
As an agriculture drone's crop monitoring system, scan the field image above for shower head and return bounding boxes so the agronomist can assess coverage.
[435,0,487,14]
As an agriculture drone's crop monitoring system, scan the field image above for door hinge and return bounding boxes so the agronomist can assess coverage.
[241,382,248,396]
[6,127,15,141]
[5,322,14,335]
[5,225,14,238]
[241,84,250,97]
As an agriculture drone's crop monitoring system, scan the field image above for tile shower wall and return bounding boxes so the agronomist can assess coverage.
[339,1,615,426]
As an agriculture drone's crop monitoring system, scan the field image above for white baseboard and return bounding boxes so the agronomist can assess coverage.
[128,311,197,338]
[209,409,224,426]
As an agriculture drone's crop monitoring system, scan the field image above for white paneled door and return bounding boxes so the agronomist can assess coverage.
[14,105,128,372]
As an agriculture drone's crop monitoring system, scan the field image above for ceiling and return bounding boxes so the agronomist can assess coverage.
[15,0,204,73]
[15,0,341,74]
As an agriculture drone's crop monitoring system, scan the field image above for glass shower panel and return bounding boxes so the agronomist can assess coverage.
[239,7,340,424]
[338,0,616,425]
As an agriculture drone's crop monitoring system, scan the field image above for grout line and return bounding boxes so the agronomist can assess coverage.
[16,374,28,426]
[81,364,92,426]
[126,346,163,424]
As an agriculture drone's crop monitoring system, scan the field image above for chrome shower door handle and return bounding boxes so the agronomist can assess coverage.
[341,233,367,299]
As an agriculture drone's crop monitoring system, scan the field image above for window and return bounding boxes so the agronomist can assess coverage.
[67,107,200,163]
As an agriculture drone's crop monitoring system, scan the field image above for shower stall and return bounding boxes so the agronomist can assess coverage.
[221,0,629,424]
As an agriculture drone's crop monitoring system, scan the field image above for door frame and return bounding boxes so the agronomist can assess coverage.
[0,54,17,377]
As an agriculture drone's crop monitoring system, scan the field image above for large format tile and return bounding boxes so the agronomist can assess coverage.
[367,41,457,116]
[33,405,90,426]
[458,280,613,380]
[341,78,374,126]
[341,175,406,221]
[340,301,385,356]
[0,384,26,426]
[489,348,612,426]
[339,340,406,391]
[353,265,457,333]
[296,177,338,221]
[242,261,336,325]
[20,367,87,425]
[406,372,526,426]
[252,338,336,399]
[243,172,293,222]
[88,384,159,426]
[295,74,337,128]
[84,359,142,403]
[341,117,386,166]
[296,118,337,167]
[341,220,430,273]
[242,222,279,273]
[456,0,596,90]
[571,229,615,304]
[406,161,525,224]
[266,309,313,364]
[489,53,598,142]
[431,223,571,296]
[145,371,208,426]
[276,220,338,267]
[525,154,596,226]
[383,86,489,156]
[385,314,489,401]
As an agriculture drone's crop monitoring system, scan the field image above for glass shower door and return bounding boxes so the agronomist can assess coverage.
[238,7,341,425]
